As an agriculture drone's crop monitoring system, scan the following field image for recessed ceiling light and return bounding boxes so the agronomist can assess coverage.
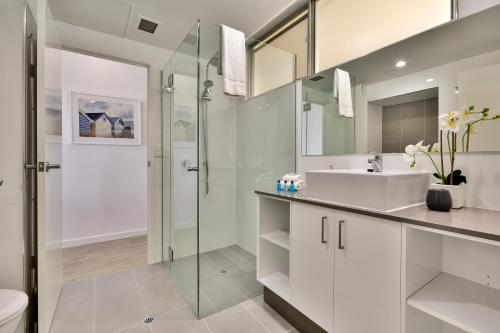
[426,78,434,82]
[395,60,406,68]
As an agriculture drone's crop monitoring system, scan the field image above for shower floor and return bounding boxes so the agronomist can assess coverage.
[172,245,263,317]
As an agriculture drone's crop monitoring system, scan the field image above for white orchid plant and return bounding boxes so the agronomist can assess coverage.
[404,105,499,185]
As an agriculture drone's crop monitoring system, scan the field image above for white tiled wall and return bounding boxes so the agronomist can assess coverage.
[0,0,26,291]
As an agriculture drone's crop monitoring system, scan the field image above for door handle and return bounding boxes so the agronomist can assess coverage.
[187,167,199,172]
[0,178,3,187]
[321,216,328,244]
[338,220,345,250]
[45,163,61,171]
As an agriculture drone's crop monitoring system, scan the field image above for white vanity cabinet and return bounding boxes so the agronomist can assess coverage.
[258,195,402,333]
[290,203,334,332]
[333,211,402,333]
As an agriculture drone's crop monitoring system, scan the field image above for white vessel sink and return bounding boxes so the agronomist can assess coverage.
[306,169,430,212]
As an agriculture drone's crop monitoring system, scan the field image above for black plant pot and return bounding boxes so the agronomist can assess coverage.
[426,189,452,212]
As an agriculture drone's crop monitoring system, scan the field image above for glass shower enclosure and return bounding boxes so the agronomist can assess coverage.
[162,20,296,317]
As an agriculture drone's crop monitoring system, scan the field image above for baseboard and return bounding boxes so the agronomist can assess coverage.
[63,228,147,248]
[264,287,326,333]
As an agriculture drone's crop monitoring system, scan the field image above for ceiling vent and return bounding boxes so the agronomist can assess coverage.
[137,16,160,34]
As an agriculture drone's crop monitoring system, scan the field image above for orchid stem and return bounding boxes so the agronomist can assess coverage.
[439,130,445,184]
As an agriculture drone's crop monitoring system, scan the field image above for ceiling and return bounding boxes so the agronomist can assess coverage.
[47,0,306,51]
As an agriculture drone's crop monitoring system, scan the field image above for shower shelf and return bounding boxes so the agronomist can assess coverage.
[260,230,290,250]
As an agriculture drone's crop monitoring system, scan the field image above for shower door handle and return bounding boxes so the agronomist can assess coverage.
[187,167,199,172]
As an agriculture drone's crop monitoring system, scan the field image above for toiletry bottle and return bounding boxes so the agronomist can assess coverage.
[284,180,288,191]
[290,181,295,193]
[277,180,282,192]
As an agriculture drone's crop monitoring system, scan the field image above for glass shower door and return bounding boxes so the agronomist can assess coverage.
[162,22,201,316]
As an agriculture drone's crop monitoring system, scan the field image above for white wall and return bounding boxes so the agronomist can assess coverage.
[458,0,500,17]
[316,0,451,71]
[60,50,148,247]
[53,20,173,262]
[0,0,26,295]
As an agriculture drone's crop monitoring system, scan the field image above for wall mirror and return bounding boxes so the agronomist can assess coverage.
[301,4,500,156]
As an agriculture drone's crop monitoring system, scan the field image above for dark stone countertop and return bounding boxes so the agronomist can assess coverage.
[255,189,500,243]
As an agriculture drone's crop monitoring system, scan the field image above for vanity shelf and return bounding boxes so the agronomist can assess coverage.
[257,196,291,302]
[260,230,290,250]
[407,272,500,333]
[259,272,290,301]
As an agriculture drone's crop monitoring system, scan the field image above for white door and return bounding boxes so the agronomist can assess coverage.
[34,2,64,332]
[334,211,402,333]
[290,203,334,332]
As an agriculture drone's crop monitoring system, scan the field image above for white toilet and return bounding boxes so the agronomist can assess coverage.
[0,290,28,333]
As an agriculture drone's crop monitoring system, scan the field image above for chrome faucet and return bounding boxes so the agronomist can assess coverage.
[368,153,383,172]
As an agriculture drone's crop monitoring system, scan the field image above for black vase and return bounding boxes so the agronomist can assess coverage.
[426,189,452,212]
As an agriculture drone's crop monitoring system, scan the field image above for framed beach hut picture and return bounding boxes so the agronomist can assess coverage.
[72,92,141,145]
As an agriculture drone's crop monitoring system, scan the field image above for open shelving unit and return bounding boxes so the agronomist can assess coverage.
[257,196,291,301]
[407,272,500,333]
[260,230,290,250]
[405,226,500,333]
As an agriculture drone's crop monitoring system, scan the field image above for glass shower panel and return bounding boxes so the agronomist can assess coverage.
[236,83,296,253]
[163,22,200,316]
[163,19,296,318]
[197,20,296,316]
[197,21,243,317]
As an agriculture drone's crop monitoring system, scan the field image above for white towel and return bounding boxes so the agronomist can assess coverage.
[220,25,246,97]
[334,68,353,118]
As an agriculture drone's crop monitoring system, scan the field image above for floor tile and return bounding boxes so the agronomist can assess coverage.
[217,247,250,267]
[173,278,218,318]
[200,274,248,312]
[116,322,152,333]
[60,277,94,300]
[227,264,262,298]
[50,292,94,333]
[227,245,256,264]
[96,269,136,290]
[204,304,268,333]
[138,273,188,316]
[133,262,171,283]
[151,307,210,333]
[174,254,219,280]
[95,283,146,333]
[204,250,238,270]
[243,296,292,333]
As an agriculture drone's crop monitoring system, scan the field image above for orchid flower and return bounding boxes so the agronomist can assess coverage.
[403,140,443,182]
[439,111,461,132]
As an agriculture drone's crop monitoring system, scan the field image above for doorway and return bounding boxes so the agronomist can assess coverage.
[51,50,150,283]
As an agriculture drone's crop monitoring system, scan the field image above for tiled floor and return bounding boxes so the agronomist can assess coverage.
[50,261,297,333]
[173,245,263,317]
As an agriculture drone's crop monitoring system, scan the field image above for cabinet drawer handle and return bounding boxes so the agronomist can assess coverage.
[338,220,345,250]
[321,216,328,244]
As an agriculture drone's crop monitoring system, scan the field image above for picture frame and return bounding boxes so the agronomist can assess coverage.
[71,92,141,145]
